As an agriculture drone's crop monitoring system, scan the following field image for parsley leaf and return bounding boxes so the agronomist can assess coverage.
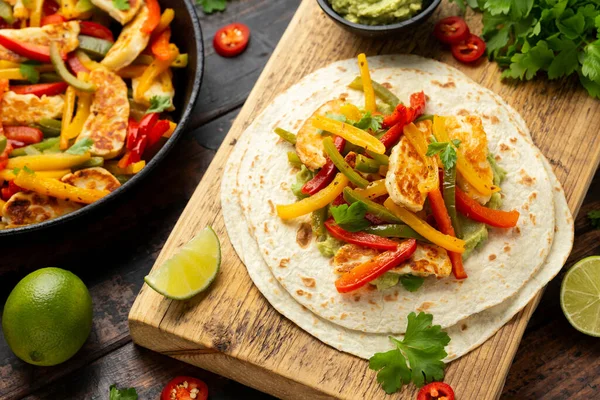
[112,0,130,11]
[369,312,450,394]
[198,0,227,14]
[19,62,39,84]
[582,40,600,83]
[426,140,460,170]
[400,275,424,292]
[109,384,138,400]
[330,201,370,232]
[353,111,383,132]
[66,138,93,155]
[146,95,172,114]
[589,210,600,229]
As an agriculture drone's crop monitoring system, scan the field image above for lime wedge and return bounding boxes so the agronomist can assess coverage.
[145,227,221,300]
[560,256,600,337]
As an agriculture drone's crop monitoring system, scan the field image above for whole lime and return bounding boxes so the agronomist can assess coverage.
[2,267,93,366]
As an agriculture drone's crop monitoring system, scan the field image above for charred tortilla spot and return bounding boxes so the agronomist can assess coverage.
[296,223,313,248]
[510,137,517,143]
[519,169,536,186]
[529,213,537,225]
[382,82,392,89]
[301,277,316,288]
[504,245,511,252]
[279,258,289,268]
[296,289,304,296]
[489,254,497,261]
[417,301,433,312]
[461,324,468,331]
[499,143,510,152]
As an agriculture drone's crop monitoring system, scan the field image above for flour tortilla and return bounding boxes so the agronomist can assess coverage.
[232,55,556,334]
[222,121,573,361]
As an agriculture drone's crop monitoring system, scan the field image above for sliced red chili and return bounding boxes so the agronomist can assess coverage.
[160,376,208,400]
[325,219,399,251]
[434,16,470,44]
[213,23,250,57]
[79,21,115,42]
[455,187,519,228]
[10,82,68,97]
[417,382,455,400]
[301,136,345,195]
[451,34,486,63]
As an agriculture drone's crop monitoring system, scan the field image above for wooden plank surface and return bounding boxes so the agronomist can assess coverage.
[128,1,600,399]
[1,0,599,398]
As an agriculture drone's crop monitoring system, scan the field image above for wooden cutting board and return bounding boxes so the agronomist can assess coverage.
[128,1,600,398]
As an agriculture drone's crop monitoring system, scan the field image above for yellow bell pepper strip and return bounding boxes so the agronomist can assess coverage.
[340,103,362,121]
[348,76,400,108]
[276,173,349,220]
[75,50,100,71]
[0,61,19,69]
[116,65,147,79]
[30,0,43,27]
[163,121,176,138]
[135,45,179,101]
[357,53,376,113]
[312,116,385,154]
[60,0,78,19]
[133,53,188,68]
[7,152,91,170]
[50,42,96,93]
[355,179,387,199]
[105,160,145,175]
[62,91,91,143]
[15,169,109,204]
[0,168,70,180]
[403,123,439,193]
[433,115,499,196]
[152,8,175,39]
[322,136,369,188]
[0,197,5,216]
[60,86,76,149]
[384,197,466,253]
[0,68,28,80]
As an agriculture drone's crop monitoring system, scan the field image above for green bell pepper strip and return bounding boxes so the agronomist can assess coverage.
[287,151,302,167]
[134,53,188,68]
[39,72,63,83]
[0,135,6,154]
[77,35,113,59]
[342,187,402,223]
[348,76,400,107]
[311,206,328,242]
[9,137,60,158]
[322,137,369,188]
[274,127,296,145]
[355,154,380,173]
[0,0,14,24]
[365,150,389,166]
[115,174,130,184]
[443,166,461,238]
[50,42,96,93]
[415,114,434,123]
[33,118,62,137]
[364,224,429,242]
[73,156,104,170]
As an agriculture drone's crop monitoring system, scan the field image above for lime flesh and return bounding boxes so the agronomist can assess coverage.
[561,256,600,337]
[145,226,221,300]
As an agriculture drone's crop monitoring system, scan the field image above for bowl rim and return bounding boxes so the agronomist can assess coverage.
[0,0,205,237]
[316,0,442,32]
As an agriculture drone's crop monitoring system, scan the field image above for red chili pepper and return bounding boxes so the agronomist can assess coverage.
[43,0,60,16]
[147,119,170,147]
[79,21,114,42]
[428,187,467,279]
[151,28,172,61]
[451,34,486,63]
[325,219,399,251]
[434,16,470,45]
[301,136,346,195]
[0,35,55,63]
[141,0,161,34]
[10,82,68,97]
[335,239,417,293]
[456,187,519,228]
[160,376,208,400]
[41,14,66,26]
[66,53,89,74]
[4,126,43,145]
[125,118,140,151]
[417,382,455,400]
[213,23,250,57]
[1,180,23,201]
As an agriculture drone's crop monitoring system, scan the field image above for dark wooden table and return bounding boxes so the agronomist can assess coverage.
[0,1,598,398]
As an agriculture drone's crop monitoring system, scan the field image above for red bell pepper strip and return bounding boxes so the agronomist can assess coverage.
[138,112,159,139]
[125,118,140,151]
[66,53,89,74]
[379,121,404,149]
[129,136,147,164]
[456,187,520,228]
[332,193,347,206]
[147,119,170,147]
[151,28,172,61]
[1,179,22,200]
[10,82,68,97]
[380,91,426,147]
[335,238,417,293]
[301,136,345,195]
[382,103,408,129]
[325,219,399,251]
[0,35,56,63]
[141,0,161,34]
[409,91,426,118]
[79,21,115,42]
[428,187,467,279]
[7,139,24,149]
[5,126,43,145]
[41,14,66,26]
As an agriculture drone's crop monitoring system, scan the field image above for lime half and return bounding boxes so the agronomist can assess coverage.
[145,227,221,300]
[561,256,600,337]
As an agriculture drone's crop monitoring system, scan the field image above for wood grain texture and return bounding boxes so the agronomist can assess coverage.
[128,1,600,399]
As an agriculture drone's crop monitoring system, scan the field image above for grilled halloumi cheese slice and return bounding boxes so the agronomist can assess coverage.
[91,0,143,25]
[131,70,175,108]
[77,67,129,159]
[0,22,80,62]
[61,167,121,192]
[1,92,64,125]
[101,5,150,71]
[295,99,344,170]
[333,243,451,278]
[445,115,494,205]
[385,121,439,212]
[2,192,81,226]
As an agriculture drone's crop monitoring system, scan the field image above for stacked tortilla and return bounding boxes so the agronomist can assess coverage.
[221,55,574,361]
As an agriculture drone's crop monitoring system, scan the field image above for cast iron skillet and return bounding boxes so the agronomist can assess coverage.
[0,0,204,237]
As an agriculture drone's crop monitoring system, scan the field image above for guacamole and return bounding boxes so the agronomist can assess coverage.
[329,0,423,26]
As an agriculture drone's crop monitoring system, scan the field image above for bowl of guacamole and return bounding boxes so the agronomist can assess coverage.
[317,0,441,37]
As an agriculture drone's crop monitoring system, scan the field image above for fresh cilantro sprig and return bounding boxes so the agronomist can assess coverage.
[450,0,600,98]
[112,0,130,11]
[353,111,383,132]
[330,201,371,232]
[109,384,137,400]
[66,138,93,155]
[589,210,600,229]
[426,139,461,170]
[198,0,227,14]
[400,275,424,292]
[369,312,450,394]
[19,61,39,84]
[146,95,172,114]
